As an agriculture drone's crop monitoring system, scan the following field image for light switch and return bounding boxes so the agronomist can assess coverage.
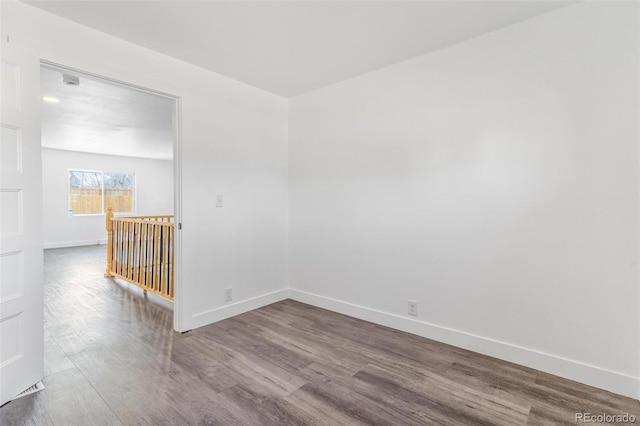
[216,194,224,208]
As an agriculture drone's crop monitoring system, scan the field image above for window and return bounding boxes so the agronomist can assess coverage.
[68,170,103,215]
[68,170,134,215]
[104,172,134,214]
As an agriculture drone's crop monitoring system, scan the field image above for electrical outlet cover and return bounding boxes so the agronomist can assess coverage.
[408,300,418,316]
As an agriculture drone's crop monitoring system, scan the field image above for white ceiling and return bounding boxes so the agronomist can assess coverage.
[40,66,175,160]
[26,1,576,98]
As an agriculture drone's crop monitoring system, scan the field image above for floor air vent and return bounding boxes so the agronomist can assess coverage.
[11,381,45,401]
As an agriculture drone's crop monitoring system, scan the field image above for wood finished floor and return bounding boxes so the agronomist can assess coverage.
[1,245,638,425]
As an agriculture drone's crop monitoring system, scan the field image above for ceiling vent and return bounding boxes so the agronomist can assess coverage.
[62,73,80,86]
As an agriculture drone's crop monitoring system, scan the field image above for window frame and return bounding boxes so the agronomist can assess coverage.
[67,168,136,217]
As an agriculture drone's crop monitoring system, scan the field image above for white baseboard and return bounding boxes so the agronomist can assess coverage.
[289,289,640,400]
[44,239,107,249]
[190,288,291,330]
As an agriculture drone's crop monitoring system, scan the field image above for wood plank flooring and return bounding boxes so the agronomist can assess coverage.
[1,245,638,425]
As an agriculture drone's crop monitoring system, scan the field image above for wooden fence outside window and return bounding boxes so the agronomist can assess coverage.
[69,188,133,215]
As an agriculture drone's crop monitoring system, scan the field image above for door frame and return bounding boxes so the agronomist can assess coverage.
[39,60,185,332]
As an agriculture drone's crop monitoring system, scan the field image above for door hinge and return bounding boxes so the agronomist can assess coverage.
[178,223,182,230]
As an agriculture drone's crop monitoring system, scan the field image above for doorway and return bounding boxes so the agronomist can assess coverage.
[39,62,182,330]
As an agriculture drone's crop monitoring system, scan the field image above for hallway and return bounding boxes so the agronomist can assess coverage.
[1,246,639,425]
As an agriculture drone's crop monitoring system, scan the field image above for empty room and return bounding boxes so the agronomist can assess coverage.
[1,0,639,425]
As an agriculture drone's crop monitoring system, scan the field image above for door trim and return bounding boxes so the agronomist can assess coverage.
[39,60,185,332]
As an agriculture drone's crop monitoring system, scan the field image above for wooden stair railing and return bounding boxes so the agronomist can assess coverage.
[105,207,174,301]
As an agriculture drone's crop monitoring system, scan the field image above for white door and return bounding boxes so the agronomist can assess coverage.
[0,34,44,405]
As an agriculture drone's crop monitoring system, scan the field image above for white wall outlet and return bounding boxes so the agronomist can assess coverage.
[408,300,418,317]
[224,288,232,302]
[216,194,224,208]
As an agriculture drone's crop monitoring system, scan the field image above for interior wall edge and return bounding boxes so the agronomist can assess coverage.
[289,289,640,400]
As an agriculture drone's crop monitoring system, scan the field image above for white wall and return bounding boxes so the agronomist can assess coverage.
[2,0,289,332]
[42,148,174,248]
[289,2,640,399]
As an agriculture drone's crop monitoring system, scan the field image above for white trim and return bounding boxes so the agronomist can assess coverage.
[43,239,106,249]
[40,61,178,100]
[172,97,184,332]
[189,288,291,331]
[289,289,640,400]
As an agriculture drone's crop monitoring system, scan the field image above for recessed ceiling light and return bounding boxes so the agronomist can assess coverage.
[42,96,60,103]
